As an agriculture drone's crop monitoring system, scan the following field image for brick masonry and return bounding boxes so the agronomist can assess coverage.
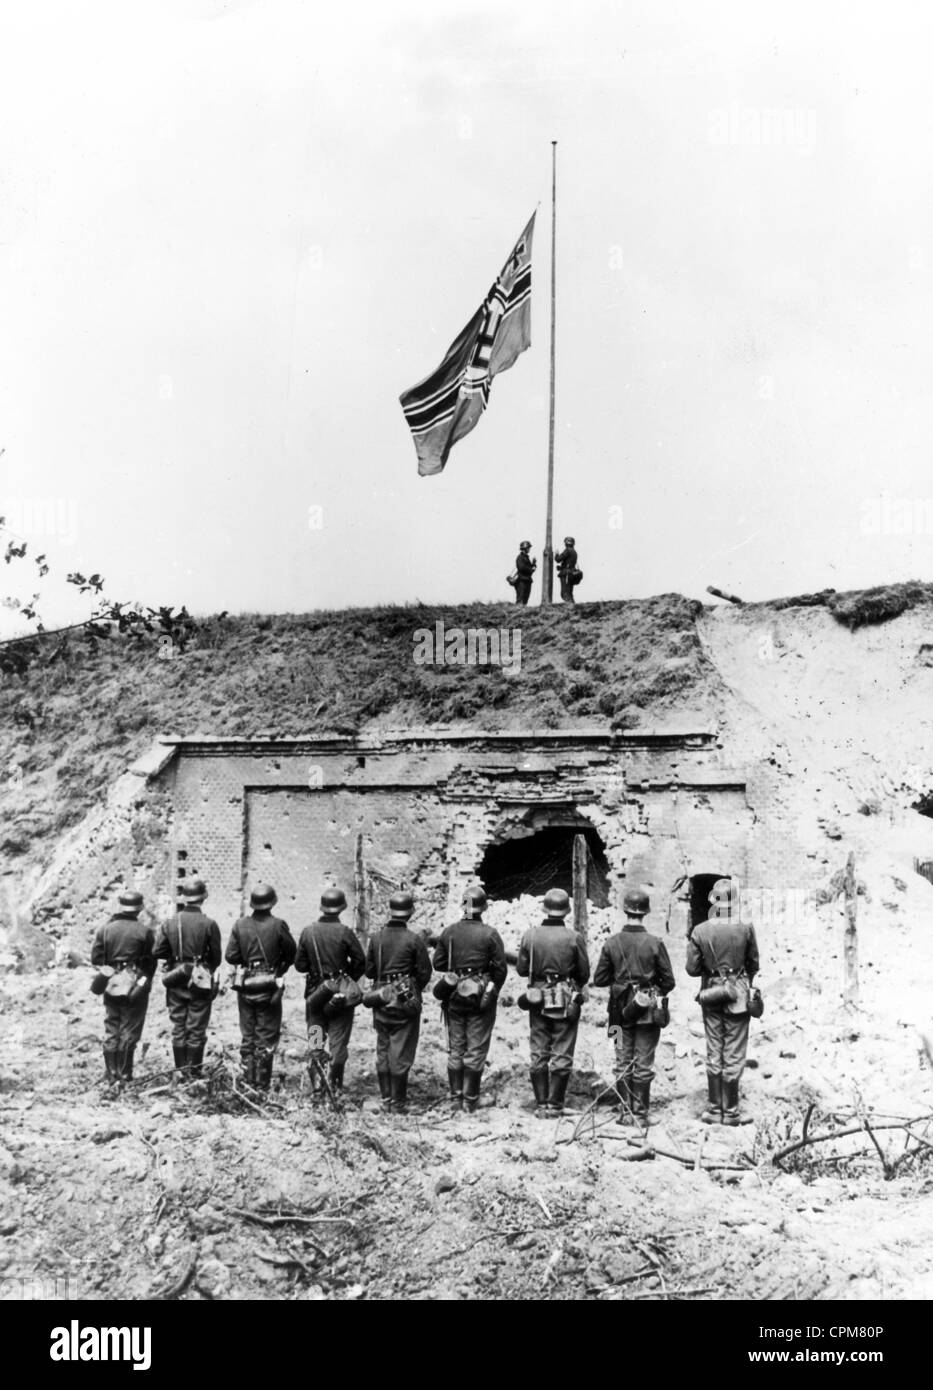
[146,730,815,939]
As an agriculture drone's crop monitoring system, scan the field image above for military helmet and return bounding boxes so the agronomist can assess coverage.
[389,891,415,920]
[623,887,650,917]
[543,887,571,918]
[462,885,488,914]
[564,536,575,545]
[181,878,207,903]
[519,540,532,550]
[710,878,738,913]
[320,887,347,914]
[250,883,278,910]
[118,889,144,912]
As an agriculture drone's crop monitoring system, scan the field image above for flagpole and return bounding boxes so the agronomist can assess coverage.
[542,140,557,604]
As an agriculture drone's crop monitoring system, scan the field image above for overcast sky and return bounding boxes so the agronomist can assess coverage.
[2,0,932,632]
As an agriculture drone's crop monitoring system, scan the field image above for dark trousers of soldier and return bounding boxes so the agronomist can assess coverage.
[103,994,149,1054]
[702,1008,750,1081]
[103,994,149,1080]
[446,1002,496,1071]
[305,1000,354,1067]
[559,575,575,602]
[514,579,532,605]
[237,993,283,1078]
[373,1009,420,1077]
[613,1022,661,1085]
[166,986,213,1049]
[529,1011,579,1075]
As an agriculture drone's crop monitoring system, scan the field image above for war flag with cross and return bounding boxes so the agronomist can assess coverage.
[399,212,536,477]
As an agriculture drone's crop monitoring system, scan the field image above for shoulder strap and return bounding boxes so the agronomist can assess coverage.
[250,920,272,970]
[309,924,324,977]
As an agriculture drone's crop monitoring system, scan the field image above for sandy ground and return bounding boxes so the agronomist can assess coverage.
[2,875,932,1303]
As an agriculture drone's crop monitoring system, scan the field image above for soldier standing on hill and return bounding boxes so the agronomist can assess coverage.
[512,541,536,606]
[225,884,296,1091]
[364,891,432,1114]
[433,885,508,1113]
[516,887,590,1118]
[593,888,675,1127]
[685,878,760,1125]
[295,887,366,1098]
[154,879,222,1080]
[555,536,579,603]
[91,890,156,1085]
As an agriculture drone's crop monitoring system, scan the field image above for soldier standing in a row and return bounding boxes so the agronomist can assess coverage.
[516,888,590,1118]
[91,890,156,1084]
[225,883,296,1090]
[433,886,508,1113]
[686,878,759,1126]
[555,536,579,603]
[365,891,432,1114]
[295,887,366,1098]
[512,540,536,605]
[154,879,222,1080]
[593,888,674,1126]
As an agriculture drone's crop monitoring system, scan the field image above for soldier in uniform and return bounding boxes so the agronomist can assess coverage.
[432,885,508,1113]
[555,536,579,603]
[91,889,156,1085]
[364,891,432,1114]
[154,878,222,1081]
[513,541,536,606]
[225,883,297,1091]
[516,887,590,1118]
[685,878,760,1126]
[593,888,675,1126]
[295,887,366,1098]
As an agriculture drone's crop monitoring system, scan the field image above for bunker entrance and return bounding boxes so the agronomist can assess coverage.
[479,825,610,905]
[689,872,732,930]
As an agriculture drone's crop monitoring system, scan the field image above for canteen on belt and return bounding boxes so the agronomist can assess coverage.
[161,962,189,989]
[363,984,393,1009]
[307,979,336,1012]
[90,965,115,996]
[242,970,277,996]
[697,981,737,1007]
[454,976,483,1002]
[433,971,458,1003]
[518,986,544,1013]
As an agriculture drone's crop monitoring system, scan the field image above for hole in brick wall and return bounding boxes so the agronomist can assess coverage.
[479,826,610,905]
[912,792,933,819]
[689,873,732,930]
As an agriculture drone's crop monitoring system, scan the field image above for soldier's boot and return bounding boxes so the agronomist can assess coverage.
[172,1045,187,1079]
[241,1053,256,1088]
[635,1080,653,1127]
[256,1051,274,1092]
[376,1070,391,1109]
[701,1072,723,1125]
[531,1069,549,1118]
[447,1066,464,1112]
[188,1045,205,1081]
[463,1067,483,1114]
[721,1078,744,1126]
[103,1048,119,1085]
[124,1046,136,1081]
[308,1056,326,1101]
[328,1061,345,1095]
[546,1069,570,1118]
[615,1075,637,1126]
[390,1072,408,1115]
